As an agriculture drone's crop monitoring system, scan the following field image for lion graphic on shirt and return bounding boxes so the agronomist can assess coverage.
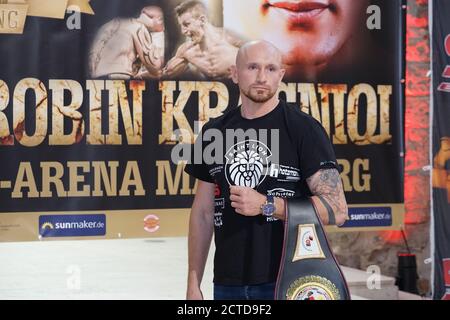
[228,149,264,188]
[225,140,271,188]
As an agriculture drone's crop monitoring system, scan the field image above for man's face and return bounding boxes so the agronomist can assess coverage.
[224,0,369,67]
[141,7,164,32]
[178,12,206,44]
[232,44,285,103]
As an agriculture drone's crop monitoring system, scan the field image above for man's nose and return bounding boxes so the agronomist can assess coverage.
[256,70,267,83]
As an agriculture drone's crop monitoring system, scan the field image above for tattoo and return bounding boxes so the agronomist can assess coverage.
[307,169,347,222]
[90,19,121,75]
[319,170,338,188]
[137,27,157,67]
[317,195,336,225]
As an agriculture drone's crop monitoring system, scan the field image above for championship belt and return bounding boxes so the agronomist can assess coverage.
[275,198,351,300]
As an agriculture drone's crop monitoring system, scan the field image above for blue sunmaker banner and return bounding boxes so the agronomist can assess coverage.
[39,214,106,237]
[342,207,392,228]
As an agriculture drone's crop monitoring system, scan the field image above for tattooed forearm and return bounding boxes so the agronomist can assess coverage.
[136,27,163,70]
[307,169,348,225]
[317,195,336,225]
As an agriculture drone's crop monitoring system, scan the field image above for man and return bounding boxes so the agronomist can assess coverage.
[222,0,384,81]
[184,40,348,300]
[163,0,244,79]
[89,6,165,80]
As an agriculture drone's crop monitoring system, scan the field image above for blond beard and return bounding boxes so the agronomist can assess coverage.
[242,88,277,103]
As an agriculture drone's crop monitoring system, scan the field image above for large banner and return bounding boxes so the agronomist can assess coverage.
[0,0,405,242]
[431,0,450,300]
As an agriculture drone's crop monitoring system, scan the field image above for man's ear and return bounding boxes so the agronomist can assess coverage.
[230,65,238,84]
[199,15,207,25]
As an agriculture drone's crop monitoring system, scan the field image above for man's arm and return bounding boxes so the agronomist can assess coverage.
[187,180,215,300]
[228,167,348,225]
[162,42,193,78]
[224,29,246,48]
[133,26,164,76]
[306,168,349,226]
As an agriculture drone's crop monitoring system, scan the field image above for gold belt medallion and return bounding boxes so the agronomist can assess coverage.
[286,275,341,300]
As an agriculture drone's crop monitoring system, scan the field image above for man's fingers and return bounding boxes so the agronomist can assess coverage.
[231,202,247,216]
[229,194,241,202]
[229,185,239,195]
[230,185,246,195]
[231,201,243,209]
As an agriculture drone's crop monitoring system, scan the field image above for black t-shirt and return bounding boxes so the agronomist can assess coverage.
[185,100,338,286]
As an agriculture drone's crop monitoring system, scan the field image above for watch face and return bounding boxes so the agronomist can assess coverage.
[263,203,275,216]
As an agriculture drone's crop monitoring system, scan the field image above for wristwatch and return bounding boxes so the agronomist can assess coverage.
[261,194,276,217]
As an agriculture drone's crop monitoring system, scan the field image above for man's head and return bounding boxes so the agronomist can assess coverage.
[175,0,208,44]
[231,40,285,103]
[224,0,370,72]
[140,6,164,32]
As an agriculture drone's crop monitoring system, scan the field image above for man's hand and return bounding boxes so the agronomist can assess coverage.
[229,186,266,216]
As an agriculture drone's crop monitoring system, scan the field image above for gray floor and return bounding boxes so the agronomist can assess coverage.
[0,237,427,300]
[0,237,214,300]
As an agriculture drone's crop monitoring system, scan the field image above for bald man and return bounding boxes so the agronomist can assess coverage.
[184,40,348,300]
[89,6,165,80]
[163,0,244,79]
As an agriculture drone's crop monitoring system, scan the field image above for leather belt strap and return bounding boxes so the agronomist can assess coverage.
[275,198,351,300]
